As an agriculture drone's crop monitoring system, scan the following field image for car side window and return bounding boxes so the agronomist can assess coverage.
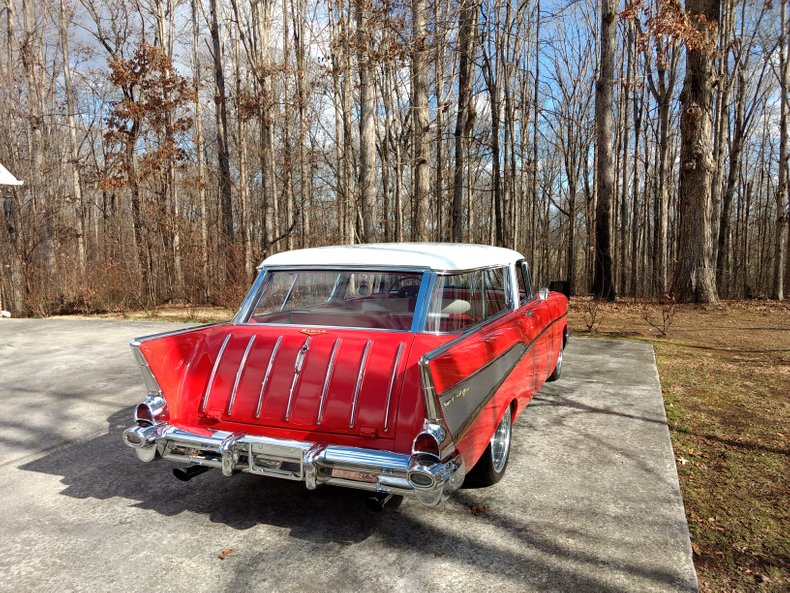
[427,266,511,332]
[483,267,509,317]
[517,261,533,305]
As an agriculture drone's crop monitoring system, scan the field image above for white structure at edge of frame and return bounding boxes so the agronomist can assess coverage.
[0,162,23,186]
[0,161,23,318]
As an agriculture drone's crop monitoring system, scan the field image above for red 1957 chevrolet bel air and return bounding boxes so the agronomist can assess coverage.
[123,243,569,507]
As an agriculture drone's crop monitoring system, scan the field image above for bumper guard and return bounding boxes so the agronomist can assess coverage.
[123,423,465,507]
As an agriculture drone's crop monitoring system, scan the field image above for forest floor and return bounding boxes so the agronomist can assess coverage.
[67,299,789,592]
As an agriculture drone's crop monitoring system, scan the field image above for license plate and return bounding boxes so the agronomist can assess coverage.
[331,469,378,483]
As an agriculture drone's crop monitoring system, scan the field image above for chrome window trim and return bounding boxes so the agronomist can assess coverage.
[514,259,535,307]
[238,268,429,333]
[411,271,435,332]
[235,263,524,335]
[235,321,415,334]
[234,272,268,324]
[258,264,431,273]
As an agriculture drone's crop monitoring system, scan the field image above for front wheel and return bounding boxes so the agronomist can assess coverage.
[463,405,512,488]
[547,345,564,382]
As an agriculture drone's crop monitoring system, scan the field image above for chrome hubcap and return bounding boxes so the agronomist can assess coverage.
[556,348,563,373]
[491,406,512,473]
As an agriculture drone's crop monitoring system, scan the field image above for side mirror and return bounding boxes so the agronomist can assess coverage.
[538,287,549,300]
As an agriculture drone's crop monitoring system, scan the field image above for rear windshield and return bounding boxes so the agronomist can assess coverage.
[245,270,422,330]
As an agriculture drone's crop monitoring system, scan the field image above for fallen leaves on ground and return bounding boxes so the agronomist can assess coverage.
[217,548,235,560]
[470,504,489,516]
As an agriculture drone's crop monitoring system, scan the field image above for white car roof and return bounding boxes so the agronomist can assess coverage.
[259,243,524,272]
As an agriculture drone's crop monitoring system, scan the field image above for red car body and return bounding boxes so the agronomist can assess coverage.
[123,243,568,506]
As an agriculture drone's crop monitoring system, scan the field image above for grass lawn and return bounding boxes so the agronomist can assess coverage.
[568,299,789,593]
[68,299,789,592]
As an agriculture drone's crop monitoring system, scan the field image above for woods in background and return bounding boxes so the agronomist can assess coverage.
[0,0,788,315]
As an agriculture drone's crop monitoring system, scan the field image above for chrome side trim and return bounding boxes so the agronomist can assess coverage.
[317,338,342,425]
[132,322,227,344]
[384,342,406,432]
[200,334,232,412]
[235,322,413,334]
[285,337,312,421]
[255,336,283,418]
[418,358,441,422]
[129,340,162,395]
[227,335,256,416]
[431,312,569,441]
[349,339,372,428]
[439,342,526,437]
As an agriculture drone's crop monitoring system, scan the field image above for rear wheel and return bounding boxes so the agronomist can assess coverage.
[463,405,512,488]
[547,345,564,382]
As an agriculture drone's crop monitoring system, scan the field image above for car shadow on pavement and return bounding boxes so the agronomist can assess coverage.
[18,400,697,593]
[19,406,385,544]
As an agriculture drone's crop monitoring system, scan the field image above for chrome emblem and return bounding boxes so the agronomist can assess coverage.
[300,328,327,336]
[442,387,470,408]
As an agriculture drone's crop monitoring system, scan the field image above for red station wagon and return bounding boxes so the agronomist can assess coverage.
[123,243,569,508]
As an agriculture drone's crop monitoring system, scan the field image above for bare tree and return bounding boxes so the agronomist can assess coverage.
[356,0,376,242]
[592,0,616,301]
[774,0,789,300]
[411,0,430,241]
[452,0,477,243]
[674,0,720,304]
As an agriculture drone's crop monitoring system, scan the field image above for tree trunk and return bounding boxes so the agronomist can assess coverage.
[774,0,789,300]
[356,0,376,242]
[673,0,720,304]
[191,0,209,292]
[717,67,747,295]
[210,0,234,251]
[411,0,430,241]
[592,0,616,301]
[452,0,477,243]
[295,0,309,247]
[59,0,85,275]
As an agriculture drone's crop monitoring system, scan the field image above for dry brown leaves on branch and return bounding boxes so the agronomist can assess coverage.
[621,0,717,67]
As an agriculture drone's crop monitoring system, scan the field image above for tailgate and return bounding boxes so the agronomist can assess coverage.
[197,327,414,439]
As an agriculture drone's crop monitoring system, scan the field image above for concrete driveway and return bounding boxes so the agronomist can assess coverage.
[0,319,697,593]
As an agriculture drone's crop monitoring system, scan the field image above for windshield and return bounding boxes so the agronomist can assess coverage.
[244,269,423,330]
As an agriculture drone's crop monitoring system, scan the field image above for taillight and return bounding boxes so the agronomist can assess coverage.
[134,395,168,426]
[413,432,440,457]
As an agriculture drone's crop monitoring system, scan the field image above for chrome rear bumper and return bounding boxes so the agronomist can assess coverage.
[123,423,465,507]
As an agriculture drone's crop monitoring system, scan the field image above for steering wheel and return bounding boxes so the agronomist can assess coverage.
[396,284,420,298]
